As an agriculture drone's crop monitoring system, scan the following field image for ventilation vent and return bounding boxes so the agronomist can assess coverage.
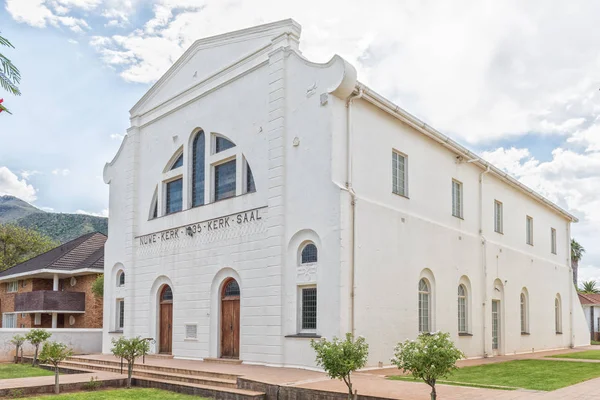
[185,324,198,340]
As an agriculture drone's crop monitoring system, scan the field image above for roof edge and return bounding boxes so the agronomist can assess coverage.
[356,82,578,223]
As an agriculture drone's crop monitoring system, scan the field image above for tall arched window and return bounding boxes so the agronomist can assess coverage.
[192,131,206,207]
[419,279,430,333]
[520,291,529,334]
[457,284,467,333]
[555,295,562,333]
[301,243,318,264]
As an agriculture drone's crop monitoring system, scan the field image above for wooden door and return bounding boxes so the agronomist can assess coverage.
[221,279,240,359]
[159,286,173,354]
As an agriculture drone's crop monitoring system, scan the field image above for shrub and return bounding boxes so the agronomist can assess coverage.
[10,334,25,364]
[311,333,369,400]
[25,329,52,366]
[391,331,464,400]
[8,388,24,398]
[83,376,103,391]
[91,274,104,297]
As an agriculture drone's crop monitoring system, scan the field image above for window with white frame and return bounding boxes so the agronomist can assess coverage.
[418,279,431,333]
[214,159,236,201]
[520,291,529,334]
[6,281,18,293]
[457,284,468,333]
[34,313,41,326]
[300,243,318,264]
[2,313,16,328]
[392,151,408,197]
[494,200,503,233]
[551,228,557,254]
[298,286,317,333]
[555,296,562,333]
[452,180,463,218]
[117,271,125,287]
[117,299,125,330]
[526,216,534,245]
[165,178,183,214]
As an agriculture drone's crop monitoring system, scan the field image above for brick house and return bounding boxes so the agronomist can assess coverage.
[0,232,105,329]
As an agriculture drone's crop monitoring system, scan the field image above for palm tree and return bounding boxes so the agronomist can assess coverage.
[580,280,599,294]
[571,239,586,286]
[0,32,21,114]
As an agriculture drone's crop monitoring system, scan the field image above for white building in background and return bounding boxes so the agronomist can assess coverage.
[102,19,589,368]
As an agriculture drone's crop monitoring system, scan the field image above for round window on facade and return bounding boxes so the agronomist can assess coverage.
[69,315,75,326]
[70,277,77,286]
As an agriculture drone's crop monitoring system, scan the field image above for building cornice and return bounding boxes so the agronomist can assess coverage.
[356,82,578,223]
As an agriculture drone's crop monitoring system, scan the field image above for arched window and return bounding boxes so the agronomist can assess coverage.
[215,136,235,153]
[457,284,467,333]
[223,279,240,297]
[161,286,173,302]
[520,291,529,334]
[301,243,318,264]
[555,296,562,333]
[117,271,125,287]
[171,154,183,169]
[419,279,430,333]
[192,131,206,207]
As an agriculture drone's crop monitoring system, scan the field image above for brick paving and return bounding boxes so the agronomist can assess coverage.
[0,371,122,390]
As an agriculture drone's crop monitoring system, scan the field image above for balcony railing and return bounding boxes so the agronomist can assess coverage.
[14,291,85,313]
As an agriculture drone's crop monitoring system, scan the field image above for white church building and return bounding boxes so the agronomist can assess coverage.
[102,19,589,368]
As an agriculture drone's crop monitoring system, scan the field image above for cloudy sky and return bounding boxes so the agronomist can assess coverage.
[0,0,599,280]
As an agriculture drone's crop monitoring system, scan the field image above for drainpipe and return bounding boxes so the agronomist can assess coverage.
[567,221,574,347]
[52,274,59,329]
[479,165,490,357]
[346,89,363,337]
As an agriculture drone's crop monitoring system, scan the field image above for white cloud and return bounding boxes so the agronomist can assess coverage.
[67,38,78,44]
[5,0,91,32]
[110,133,124,140]
[20,170,41,179]
[75,209,109,217]
[39,206,55,212]
[0,166,37,202]
[52,168,70,176]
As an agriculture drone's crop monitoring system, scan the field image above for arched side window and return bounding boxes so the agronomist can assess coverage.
[192,131,206,207]
[301,243,318,264]
[223,279,240,297]
[117,271,125,287]
[215,136,235,153]
[149,187,158,220]
[457,284,467,333]
[246,161,256,193]
[520,290,529,334]
[555,295,562,333]
[161,286,173,302]
[419,278,431,333]
[171,154,183,169]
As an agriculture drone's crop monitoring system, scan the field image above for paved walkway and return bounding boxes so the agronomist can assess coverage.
[72,346,600,399]
[0,371,122,390]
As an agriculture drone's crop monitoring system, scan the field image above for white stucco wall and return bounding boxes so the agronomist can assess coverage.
[0,329,102,362]
[102,19,588,369]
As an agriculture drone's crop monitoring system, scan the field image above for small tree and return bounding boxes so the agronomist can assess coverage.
[310,333,369,400]
[392,332,464,400]
[111,336,150,388]
[25,329,52,366]
[39,341,73,394]
[91,274,104,297]
[10,334,25,363]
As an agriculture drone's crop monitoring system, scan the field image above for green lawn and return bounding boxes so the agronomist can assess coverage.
[30,389,208,399]
[389,359,600,391]
[548,350,600,360]
[0,364,54,379]
[591,340,600,345]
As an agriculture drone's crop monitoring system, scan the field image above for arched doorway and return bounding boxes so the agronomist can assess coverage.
[220,279,240,359]
[159,285,173,354]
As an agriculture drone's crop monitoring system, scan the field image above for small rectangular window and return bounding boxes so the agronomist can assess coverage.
[117,300,125,330]
[551,228,557,254]
[185,324,198,340]
[6,281,18,293]
[2,313,16,328]
[165,178,183,214]
[452,180,463,218]
[215,159,237,201]
[494,200,503,233]
[300,286,317,332]
[34,313,41,325]
[526,216,534,245]
[392,151,408,197]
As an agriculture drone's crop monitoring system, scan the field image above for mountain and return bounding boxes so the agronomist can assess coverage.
[0,195,108,243]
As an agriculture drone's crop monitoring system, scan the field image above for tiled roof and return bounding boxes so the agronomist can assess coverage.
[0,232,106,279]
[578,293,600,305]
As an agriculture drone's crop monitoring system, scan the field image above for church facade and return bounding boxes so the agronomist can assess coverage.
[102,19,589,368]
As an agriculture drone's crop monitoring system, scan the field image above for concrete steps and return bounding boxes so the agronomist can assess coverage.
[53,356,264,400]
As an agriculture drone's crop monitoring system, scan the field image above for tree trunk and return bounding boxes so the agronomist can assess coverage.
[14,345,19,364]
[127,363,133,389]
[32,346,38,366]
[430,382,436,400]
[573,260,579,286]
[54,367,60,394]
